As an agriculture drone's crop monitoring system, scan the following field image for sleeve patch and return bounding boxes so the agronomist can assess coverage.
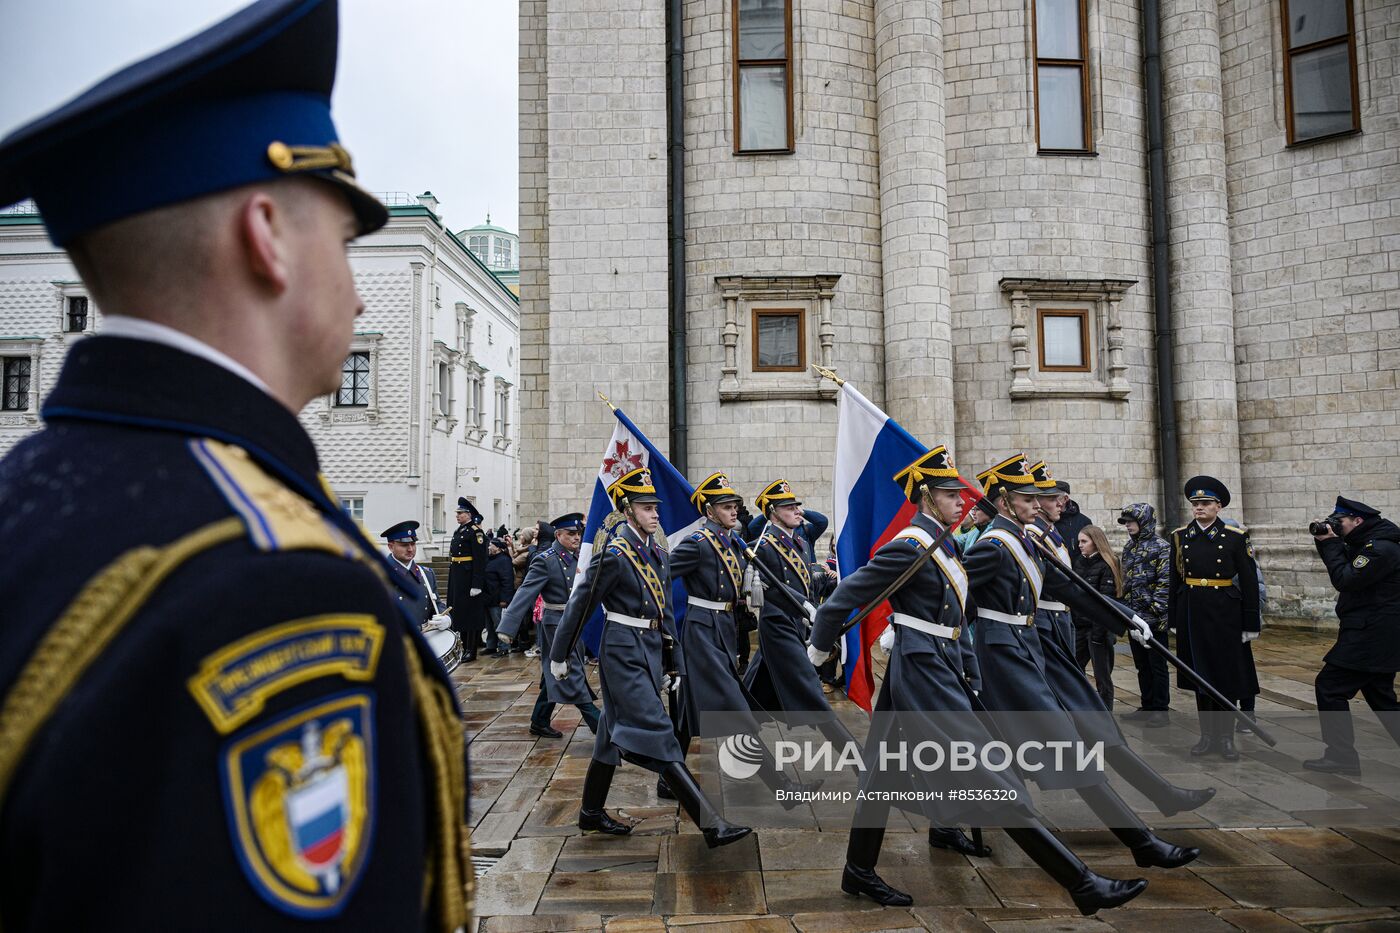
[221,692,375,918]
[1353,555,1370,569]
[188,615,385,735]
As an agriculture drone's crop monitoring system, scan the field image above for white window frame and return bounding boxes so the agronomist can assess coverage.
[55,282,96,338]
[464,360,489,444]
[319,332,382,423]
[0,338,43,424]
[432,341,460,432]
[492,377,513,451]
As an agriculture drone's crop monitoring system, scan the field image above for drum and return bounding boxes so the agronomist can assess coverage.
[424,627,464,674]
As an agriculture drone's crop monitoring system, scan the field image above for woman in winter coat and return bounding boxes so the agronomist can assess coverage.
[1074,524,1123,708]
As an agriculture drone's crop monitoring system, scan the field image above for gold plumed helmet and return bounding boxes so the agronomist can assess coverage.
[607,467,660,510]
[755,478,801,514]
[976,453,1038,497]
[689,471,743,510]
[893,445,963,503]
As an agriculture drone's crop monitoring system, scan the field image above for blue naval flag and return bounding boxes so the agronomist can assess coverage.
[574,404,703,653]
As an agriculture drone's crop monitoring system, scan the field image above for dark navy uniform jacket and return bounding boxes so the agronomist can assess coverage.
[1169,519,1261,698]
[390,558,440,623]
[1317,517,1400,672]
[499,544,595,704]
[0,338,470,931]
[446,520,488,608]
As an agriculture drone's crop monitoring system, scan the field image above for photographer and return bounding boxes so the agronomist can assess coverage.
[1303,497,1400,775]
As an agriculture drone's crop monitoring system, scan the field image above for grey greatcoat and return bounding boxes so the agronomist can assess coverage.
[668,520,766,737]
[552,523,686,768]
[499,544,595,704]
[810,511,1032,824]
[1027,518,1077,655]
[743,524,838,721]
[963,515,1122,790]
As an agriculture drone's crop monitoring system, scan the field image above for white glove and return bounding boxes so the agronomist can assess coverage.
[1127,614,1153,646]
[806,643,828,666]
[877,625,895,654]
[550,660,569,680]
[1242,630,1260,643]
[469,587,483,598]
[661,673,681,693]
[802,601,818,624]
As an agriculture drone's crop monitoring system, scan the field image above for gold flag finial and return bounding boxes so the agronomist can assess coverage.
[812,365,845,386]
[597,390,618,412]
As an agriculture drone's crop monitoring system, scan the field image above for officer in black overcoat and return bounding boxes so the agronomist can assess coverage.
[809,447,1148,915]
[447,497,489,661]
[0,2,471,927]
[1169,476,1261,760]
[550,468,750,849]
[1304,496,1400,774]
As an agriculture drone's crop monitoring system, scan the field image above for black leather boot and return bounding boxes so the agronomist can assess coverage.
[841,826,912,906]
[578,759,631,836]
[1112,827,1200,869]
[752,739,824,810]
[1190,708,1215,756]
[1104,745,1217,817]
[1218,734,1240,761]
[928,827,993,858]
[661,762,751,849]
[656,777,676,799]
[1005,825,1147,916]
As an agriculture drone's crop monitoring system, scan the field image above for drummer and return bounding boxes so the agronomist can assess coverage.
[499,512,602,738]
[382,520,441,623]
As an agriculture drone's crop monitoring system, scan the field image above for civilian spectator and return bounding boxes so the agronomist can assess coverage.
[1073,525,1122,708]
[483,537,515,656]
[1117,504,1172,726]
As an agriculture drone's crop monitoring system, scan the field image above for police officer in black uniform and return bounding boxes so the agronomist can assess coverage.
[0,2,471,929]
[1304,497,1400,774]
[448,496,489,662]
[383,520,442,623]
[1169,476,1261,760]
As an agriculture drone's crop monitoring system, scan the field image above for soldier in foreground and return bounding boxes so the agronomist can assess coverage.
[808,447,1148,914]
[0,1,471,928]
[550,468,751,848]
[498,512,602,738]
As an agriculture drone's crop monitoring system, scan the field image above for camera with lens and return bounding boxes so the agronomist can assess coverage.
[1309,517,1341,537]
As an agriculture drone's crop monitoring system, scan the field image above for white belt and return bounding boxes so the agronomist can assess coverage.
[1039,600,1068,612]
[977,608,1034,626]
[605,610,659,630]
[891,612,960,640]
[543,602,567,611]
[688,596,733,612]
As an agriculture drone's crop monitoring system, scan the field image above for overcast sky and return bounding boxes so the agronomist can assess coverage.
[0,0,518,235]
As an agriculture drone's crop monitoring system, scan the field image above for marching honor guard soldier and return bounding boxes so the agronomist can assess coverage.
[550,468,751,848]
[1169,476,1261,760]
[383,520,442,623]
[743,479,848,745]
[1025,462,1078,657]
[0,1,472,929]
[448,496,490,662]
[965,457,1203,869]
[498,512,602,738]
[808,447,1148,915]
[1304,497,1400,774]
[662,472,810,801]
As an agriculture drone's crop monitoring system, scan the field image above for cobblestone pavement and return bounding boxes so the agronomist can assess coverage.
[460,630,1400,932]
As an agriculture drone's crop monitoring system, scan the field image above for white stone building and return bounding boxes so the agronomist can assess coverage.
[520,0,1399,623]
[462,217,521,295]
[0,192,521,554]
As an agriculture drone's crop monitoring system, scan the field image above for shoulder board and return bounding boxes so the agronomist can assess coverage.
[1224,524,1248,534]
[894,526,934,549]
[190,439,357,558]
[1025,524,1046,537]
[690,531,705,541]
[1172,525,1189,535]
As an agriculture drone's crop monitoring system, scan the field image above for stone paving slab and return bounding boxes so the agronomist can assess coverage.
[462,630,1400,931]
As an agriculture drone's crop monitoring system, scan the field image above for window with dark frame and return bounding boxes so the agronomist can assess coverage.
[65,296,89,333]
[733,0,793,154]
[1282,0,1359,145]
[2,357,32,411]
[752,309,805,372]
[1037,309,1091,372]
[1032,0,1092,153]
[336,351,371,407]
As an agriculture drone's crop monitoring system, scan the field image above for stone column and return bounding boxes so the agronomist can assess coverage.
[517,0,550,520]
[1160,0,1244,512]
[873,0,953,440]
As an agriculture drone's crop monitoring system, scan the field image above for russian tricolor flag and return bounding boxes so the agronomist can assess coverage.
[831,383,977,711]
[574,404,702,653]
